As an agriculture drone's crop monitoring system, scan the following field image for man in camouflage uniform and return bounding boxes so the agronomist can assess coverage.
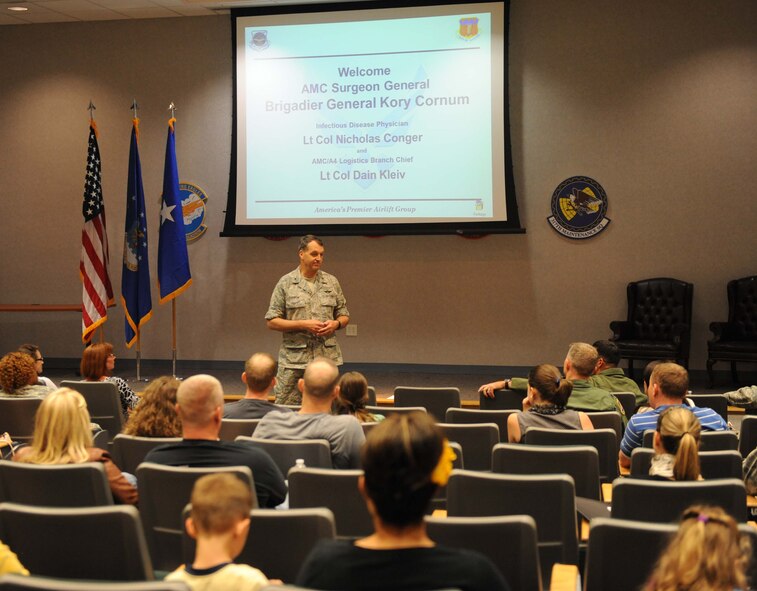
[265,235,350,405]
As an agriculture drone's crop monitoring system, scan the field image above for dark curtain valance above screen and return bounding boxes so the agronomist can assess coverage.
[223,0,521,237]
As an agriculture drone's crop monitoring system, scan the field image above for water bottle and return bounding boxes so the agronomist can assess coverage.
[295,458,306,469]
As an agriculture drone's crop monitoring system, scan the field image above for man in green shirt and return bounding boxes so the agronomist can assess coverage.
[479,342,620,413]
[590,340,647,407]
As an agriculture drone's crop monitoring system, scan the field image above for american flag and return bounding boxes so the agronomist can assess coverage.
[80,121,114,343]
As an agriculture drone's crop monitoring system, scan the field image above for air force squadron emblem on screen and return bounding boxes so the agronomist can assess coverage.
[547,176,611,240]
[249,30,269,51]
[459,17,479,41]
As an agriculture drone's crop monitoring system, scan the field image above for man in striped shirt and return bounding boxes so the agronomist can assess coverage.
[619,362,729,468]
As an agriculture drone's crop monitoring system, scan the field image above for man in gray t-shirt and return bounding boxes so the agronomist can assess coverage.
[254,357,365,469]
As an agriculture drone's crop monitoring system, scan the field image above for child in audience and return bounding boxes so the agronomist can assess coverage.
[333,372,383,423]
[648,406,701,480]
[297,411,510,591]
[166,473,278,590]
[644,504,750,591]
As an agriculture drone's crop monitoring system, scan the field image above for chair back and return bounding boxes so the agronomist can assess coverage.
[523,428,619,482]
[288,467,372,539]
[365,405,426,417]
[445,408,518,443]
[611,478,747,522]
[219,419,261,441]
[612,392,637,419]
[360,422,381,437]
[492,443,601,500]
[727,275,757,338]
[136,462,255,571]
[238,437,332,473]
[0,502,153,581]
[425,515,542,591]
[393,387,461,420]
[182,506,335,583]
[447,470,577,584]
[641,429,738,451]
[739,416,757,458]
[0,460,113,506]
[111,435,182,475]
[479,389,524,410]
[685,394,729,422]
[583,411,623,443]
[0,575,189,591]
[366,386,377,406]
[629,448,743,480]
[0,398,43,443]
[60,380,124,442]
[626,278,693,343]
[583,517,675,591]
[437,423,499,471]
[430,442,463,509]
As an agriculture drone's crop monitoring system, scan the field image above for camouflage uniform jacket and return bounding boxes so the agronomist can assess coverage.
[265,268,349,369]
[589,368,647,406]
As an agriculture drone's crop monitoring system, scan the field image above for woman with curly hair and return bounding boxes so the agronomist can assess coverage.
[297,411,510,591]
[0,352,53,398]
[644,504,750,591]
[80,342,139,415]
[122,376,182,437]
[333,372,383,423]
[14,388,138,505]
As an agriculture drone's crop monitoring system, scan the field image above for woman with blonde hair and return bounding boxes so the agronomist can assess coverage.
[123,376,182,437]
[0,352,53,398]
[80,342,139,415]
[14,388,138,505]
[645,504,750,591]
[649,406,701,481]
[333,372,383,423]
[297,411,510,591]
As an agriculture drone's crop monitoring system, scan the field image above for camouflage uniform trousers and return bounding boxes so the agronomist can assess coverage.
[273,366,306,405]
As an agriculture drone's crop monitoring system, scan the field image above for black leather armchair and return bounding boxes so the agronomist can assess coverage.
[707,276,757,387]
[610,278,693,379]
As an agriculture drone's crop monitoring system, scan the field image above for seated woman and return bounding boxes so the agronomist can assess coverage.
[333,372,384,423]
[17,344,56,389]
[644,504,750,591]
[80,342,139,415]
[648,406,701,481]
[507,364,594,443]
[122,375,182,438]
[14,388,138,505]
[297,412,510,591]
[0,352,53,398]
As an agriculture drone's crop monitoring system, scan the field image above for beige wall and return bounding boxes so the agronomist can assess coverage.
[1,1,755,370]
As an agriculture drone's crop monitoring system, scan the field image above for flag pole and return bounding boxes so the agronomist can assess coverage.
[172,299,178,378]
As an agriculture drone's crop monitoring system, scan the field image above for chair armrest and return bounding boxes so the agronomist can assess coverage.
[610,320,633,340]
[550,563,580,591]
[709,321,739,342]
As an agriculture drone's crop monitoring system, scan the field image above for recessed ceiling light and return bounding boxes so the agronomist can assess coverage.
[8,6,29,11]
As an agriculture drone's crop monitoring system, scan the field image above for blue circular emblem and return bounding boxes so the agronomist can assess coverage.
[178,182,208,243]
[547,176,611,240]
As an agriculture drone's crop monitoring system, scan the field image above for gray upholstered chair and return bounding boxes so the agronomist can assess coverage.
[523,428,619,483]
[237,437,332,473]
[492,443,601,500]
[0,460,113,507]
[60,380,124,443]
[219,418,261,441]
[629,448,743,480]
[111,434,182,475]
[0,398,43,444]
[445,408,518,443]
[437,423,499,471]
[0,503,154,581]
[393,386,461,421]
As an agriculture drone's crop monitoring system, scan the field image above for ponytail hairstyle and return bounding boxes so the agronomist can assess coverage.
[528,364,573,407]
[334,372,373,422]
[361,411,445,527]
[645,505,750,591]
[656,406,701,481]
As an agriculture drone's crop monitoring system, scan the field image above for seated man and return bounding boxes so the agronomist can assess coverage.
[590,340,647,406]
[618,362,729,469]
[254,357,365,469]
[223,352,288,419]
[144,374,287,508]
[480,342,620,414]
